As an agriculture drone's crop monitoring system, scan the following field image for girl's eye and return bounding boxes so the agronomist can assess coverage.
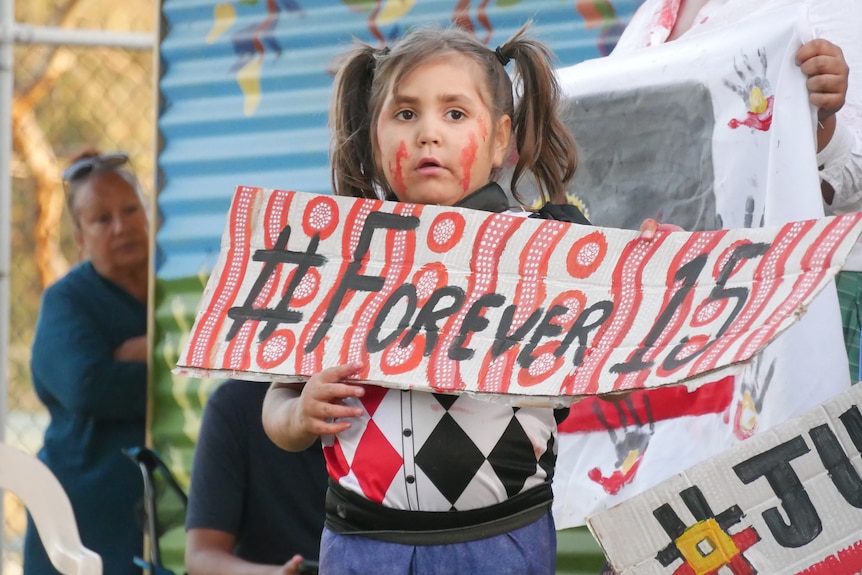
[447,110,465,120]
[396,110,415,120]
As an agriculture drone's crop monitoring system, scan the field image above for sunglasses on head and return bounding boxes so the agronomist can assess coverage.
[62,152,130,183]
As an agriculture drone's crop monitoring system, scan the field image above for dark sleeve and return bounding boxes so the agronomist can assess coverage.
[30,277,146,419]
[185,383,246,534]
[529,203,591,226]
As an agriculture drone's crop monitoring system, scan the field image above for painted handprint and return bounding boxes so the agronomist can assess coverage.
[725,47,774,131]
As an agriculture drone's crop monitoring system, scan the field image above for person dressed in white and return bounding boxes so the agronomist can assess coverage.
[594,3,861,573]
[613,0,862,381]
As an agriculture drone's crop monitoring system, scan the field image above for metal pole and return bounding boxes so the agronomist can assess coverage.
[1,0,14,449]
[0,0,16,570]
[13,25,153,49]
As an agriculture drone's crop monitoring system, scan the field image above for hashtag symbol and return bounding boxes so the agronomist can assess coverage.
[225,224,326,342]
[654,485,760,575]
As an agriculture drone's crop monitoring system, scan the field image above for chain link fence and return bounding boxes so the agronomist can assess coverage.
[5,1,155,572]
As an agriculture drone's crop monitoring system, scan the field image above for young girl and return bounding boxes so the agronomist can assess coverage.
[263,24,607,574]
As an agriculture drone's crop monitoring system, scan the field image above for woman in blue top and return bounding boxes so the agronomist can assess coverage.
[23,150,149,575]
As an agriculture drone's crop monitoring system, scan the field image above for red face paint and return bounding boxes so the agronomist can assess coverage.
[476,115,488,142]
[459,132,479,193]
[389,141,409,195]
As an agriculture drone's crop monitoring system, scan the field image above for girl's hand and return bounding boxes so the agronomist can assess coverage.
[263,363,365,451]
[796,38,849,124]
[638,218,684,241]
[296,363,366,437]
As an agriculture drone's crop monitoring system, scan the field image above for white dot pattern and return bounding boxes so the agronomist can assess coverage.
[512,222,567,328]
[737,218,849,361]
[348,204,418,366]
[481,353,511,393]
[431,215,520,390]
[578,242,601,266]
[299,201,371,375]
[697,223,804,371]
[228,190,292,370]
[383,340,414,368]
[262,333,290,364]
[414,268,440,301]
[308,200,335,232]
[431,217,456,248]
[190,187,254,366]
[528,352,556,378]
[695,299,723,325]
[616,233,714,390]
[294,269,319,302]
[569,238,653,394]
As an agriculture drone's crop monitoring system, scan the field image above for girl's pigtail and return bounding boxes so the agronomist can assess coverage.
[500,26,577,205]
[330,44,387,198]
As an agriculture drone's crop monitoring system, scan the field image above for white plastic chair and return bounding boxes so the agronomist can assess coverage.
[0,442,102,575]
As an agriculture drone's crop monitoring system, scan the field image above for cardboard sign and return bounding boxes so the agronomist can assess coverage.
[175,186,862,402]
[588,383,862,575]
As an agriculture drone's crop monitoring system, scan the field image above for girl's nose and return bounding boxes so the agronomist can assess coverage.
[417,120,441,145]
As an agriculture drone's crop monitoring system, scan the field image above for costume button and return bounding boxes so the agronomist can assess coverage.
[406,475,415,484]
[337,504,348,519]
[403,428,412,437]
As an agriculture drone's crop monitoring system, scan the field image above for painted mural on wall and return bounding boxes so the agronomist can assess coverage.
[199,0,632,115]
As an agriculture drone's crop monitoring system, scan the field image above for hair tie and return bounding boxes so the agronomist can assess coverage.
[379,46,390,57]
[494,46,510,67]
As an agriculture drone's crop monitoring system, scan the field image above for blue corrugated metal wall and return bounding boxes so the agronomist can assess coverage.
[157,0,639,280]
[154,1,640,572]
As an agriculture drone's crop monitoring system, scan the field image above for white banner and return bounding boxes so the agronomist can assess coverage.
[550,1,853,528]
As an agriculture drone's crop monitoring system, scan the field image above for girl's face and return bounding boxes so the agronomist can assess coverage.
[376,53,511,206]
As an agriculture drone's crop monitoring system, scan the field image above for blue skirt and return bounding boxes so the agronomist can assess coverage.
[319,510,557,575]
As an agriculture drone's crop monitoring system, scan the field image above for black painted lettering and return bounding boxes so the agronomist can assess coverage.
[733,436,822,548]
[611,255,706,374]
[559,300,614,367]
[491,304,544,358]
[400,286,465,356]
[517,305,569,368]
[449,293,505,361]
[809,405,862,508]
[661,242,770,372]
[840,403,862,453]
[305,212,419,351]
[226,225,327,341]
[366,284,418,353]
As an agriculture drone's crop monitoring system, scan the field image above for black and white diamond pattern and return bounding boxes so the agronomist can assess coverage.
[412,393,555,510]
[336,388,557,512]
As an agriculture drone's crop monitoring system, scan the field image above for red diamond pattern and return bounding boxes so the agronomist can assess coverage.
[324,439,349,482]
[348,418,402,503]
[360,384,388,416]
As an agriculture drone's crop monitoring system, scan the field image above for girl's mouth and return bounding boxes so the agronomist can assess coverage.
[416,158,445,175]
